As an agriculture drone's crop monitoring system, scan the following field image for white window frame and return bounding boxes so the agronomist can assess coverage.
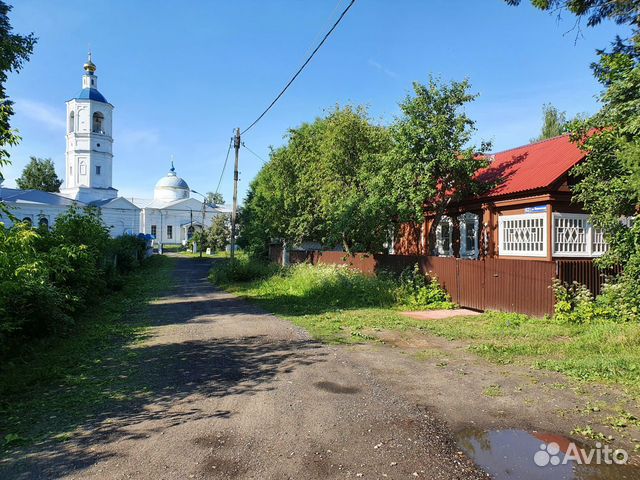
[459,213,480,259]
[435,216,453,256]
[552,213,608,258]
[498,213,547,258]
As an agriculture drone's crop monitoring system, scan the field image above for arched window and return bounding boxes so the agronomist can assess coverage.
[22,217,32,226]
[69,111,75,133]
[38,217,49,230]
[92,112,104,134]
[187,226,195,239]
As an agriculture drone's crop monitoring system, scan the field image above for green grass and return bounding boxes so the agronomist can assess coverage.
[0,255,174,454]
[213,260,640,399]
[214,261,444,344]
[415,310,640,398]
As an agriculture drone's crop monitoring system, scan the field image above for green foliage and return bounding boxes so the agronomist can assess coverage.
[0,206,148,355]
[207,213,231,251]
[531,103,568,141]
[240,81,489,257]
[206,191,224,205]
[0,256,172,453]
[384,77,491,230]
[509,0,640,322]
[397,264,451,308]
[209,256,280,284]
[210,260,454,315]
[239,105,392,257]
[0,1,36,170]
[15,157,62,191]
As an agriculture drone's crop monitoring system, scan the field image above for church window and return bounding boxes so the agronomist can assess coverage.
[68,111,75,133]
[22,217,32,226]
[96,165,101,175]
[79,161,87,175]
[38,217,49,230]
[187,225,195,239]
[92,112,104,134]
[151,225,157,237]
[167,225,173,239]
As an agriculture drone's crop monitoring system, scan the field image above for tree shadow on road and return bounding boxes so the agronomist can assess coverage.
[0,257,326,479]
[2,335,324,479]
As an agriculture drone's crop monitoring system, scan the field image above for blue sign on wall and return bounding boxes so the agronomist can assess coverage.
[524,205,547,213]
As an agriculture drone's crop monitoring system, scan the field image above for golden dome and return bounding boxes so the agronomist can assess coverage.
[83,52,96,74]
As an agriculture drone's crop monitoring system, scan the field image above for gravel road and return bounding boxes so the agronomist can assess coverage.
[5,257,488,480]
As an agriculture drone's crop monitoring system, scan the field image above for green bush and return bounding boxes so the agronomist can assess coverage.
[108,235,148,274]
[0,206,148,355]
[209,256,280,285]
[396,264,451,308]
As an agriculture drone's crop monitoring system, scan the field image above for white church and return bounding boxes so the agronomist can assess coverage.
[0,55,227,246]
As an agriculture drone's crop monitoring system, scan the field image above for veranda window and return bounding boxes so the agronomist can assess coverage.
[553,213,608,257]
[499,213,547,257]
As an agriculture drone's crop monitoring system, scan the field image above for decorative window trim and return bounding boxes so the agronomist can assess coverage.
[498,213,547,258]
[459,212,480,259]
[552,213,608,258]
[435,216,453,256]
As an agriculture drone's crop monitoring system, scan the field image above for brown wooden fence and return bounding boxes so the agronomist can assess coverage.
[269,248,617,316]
[556,259,623,297]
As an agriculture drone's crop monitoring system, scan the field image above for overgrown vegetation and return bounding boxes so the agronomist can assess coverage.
[0,255,173,452]
[210,259,452,342]
[0,206,148,355]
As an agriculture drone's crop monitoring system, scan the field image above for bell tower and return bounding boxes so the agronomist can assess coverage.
[60,53,117,203]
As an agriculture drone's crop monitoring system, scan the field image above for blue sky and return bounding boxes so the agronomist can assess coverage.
[3,0,627,204]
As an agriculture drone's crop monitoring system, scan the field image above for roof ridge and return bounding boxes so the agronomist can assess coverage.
[491,133,570,156]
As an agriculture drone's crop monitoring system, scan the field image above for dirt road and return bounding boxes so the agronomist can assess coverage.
[4,258,487,479]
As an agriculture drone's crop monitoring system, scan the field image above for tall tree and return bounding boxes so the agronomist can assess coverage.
[0,1,36,216]
[507,0,640,317]
[16,157,62,192]
[382,78,491,253]
[532,103,568,141]
[206,191,224,205]
[207,213,231,251]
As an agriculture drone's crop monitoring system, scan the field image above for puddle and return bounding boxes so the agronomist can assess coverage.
[456,428,640,479]
[314,381,360,394]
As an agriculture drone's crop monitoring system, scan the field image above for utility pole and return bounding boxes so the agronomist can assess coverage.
[230,128,240,261]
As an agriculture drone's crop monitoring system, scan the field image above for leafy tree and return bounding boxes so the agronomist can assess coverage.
[382,77,491,254]
[206,191,224,205]
[531,103,568,141]
[0,1,36,216]
[314,106,392,253]
[508,0,640,318]
[16,156,62,191]
[207,213,231,251]
[239,106,392,256]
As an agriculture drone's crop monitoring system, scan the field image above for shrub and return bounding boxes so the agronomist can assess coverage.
[396,264,451,308]
[108,235,148,274]
[209,256,280,285]
[0,206,148,356]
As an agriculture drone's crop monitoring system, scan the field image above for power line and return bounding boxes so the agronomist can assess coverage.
[215,137,233,195]
[241,141,267,164]
[241,0,356,135]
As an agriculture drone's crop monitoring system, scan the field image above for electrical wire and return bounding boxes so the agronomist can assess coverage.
[241,141,267,164]
[215,137,233,196]
[241,0,356,135]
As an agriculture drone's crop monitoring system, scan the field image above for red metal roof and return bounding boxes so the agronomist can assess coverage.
[475,134,586,199]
